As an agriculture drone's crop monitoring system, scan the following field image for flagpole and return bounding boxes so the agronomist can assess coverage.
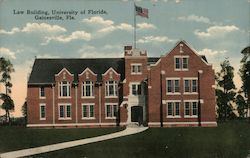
[134,2,136,49]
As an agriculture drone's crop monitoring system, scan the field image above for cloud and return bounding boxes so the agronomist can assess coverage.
[22,23,66,33]
[98,22,133,33]
[137,23,156,30]
[117,23,134,31]
[0,27,20,35]
[78,45,123,58]
[178,14,212,24]
[0,23,66,35]
[82,16,114,26]
[42,31,91,45]
[137,36,175,43]
[194,25,240,38]
[37,54,60,58]
[0,47,16,59]
[198,48,227,56]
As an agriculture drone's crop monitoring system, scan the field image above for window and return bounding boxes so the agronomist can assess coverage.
[59,104,71,119]
[167,102,181,117]
[40,87,45,98]
[184,102,190,116]
[132,84,142,95]
[82,104,95,119]
[106,104,118,118]
[59,81,71,97]
[184,80,190,93]
[192,102,198,116]
[131,64,142,74]
[40,104,46,120]
[192,80,197,92]
[82,81,94,97]
[105,81,118,97]
[184,101,198,117]
[166,79,180,94]
[175,56,189,70]
[184,79,198,93]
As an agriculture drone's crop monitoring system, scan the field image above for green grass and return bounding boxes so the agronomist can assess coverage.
[34,121,250,158]
[0,126,122,153]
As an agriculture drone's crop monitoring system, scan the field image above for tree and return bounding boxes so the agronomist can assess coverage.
[0,57,15,122]
[0,94,14,122]
[216,58,236,120]
[236,94,247,118]
[22,101,27,124]
[239,46,250,121]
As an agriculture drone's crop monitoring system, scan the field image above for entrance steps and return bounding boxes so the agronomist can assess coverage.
[127,122,144,128]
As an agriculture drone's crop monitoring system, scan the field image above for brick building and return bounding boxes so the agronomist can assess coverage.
[27,40,217,128]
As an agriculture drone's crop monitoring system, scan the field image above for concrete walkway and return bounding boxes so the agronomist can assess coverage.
[0,127,148,158]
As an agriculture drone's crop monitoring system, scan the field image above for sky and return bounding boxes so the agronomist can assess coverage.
[0,0,249,117]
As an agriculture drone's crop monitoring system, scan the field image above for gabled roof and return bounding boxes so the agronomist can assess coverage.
[28,58,125,84]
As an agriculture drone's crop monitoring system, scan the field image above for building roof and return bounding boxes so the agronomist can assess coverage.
[28,58,125,84]
[28,55,207,85]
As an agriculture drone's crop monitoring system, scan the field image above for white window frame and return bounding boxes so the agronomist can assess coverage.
[82,104,95,120]
[184,100,198,118]
[39,87,46,99]
[166,78,180,95]
[105,103,118,119]
[174,56,189,71]
[58,103,72,120]
[130,82,143,96]
[131,63,142,75]
[82,81,94,98]
[166,100,181,118]
[59,81,71,98]
[105,80,118,98]
[39,103,46,120]
[183,78,198,94]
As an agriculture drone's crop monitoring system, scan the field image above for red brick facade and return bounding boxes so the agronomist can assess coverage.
[27,41,217,128]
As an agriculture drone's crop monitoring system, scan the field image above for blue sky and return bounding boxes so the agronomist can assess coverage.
[0,0,249,116]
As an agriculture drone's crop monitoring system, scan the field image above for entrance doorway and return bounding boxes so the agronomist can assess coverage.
[131,106,143,124]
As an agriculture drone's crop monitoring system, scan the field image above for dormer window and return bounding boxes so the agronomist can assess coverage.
[105,80,118,97]
[59,81,71,97]
[131,64,142,74]
[82,81,94,97]
[174,56,189,71]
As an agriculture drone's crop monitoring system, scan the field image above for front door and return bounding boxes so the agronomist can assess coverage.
[131,106,143,124]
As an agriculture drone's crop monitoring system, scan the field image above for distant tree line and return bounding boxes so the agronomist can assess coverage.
[216,46,250,121]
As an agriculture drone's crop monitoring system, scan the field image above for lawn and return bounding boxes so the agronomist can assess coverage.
[33,121,250,158]
[0,126,122,153]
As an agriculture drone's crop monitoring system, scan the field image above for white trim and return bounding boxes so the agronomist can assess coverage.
[148,121,217,126]
[129,82,143,96]
[131,63,142,75]
[105,80,118,98]
[183,77,198,80]
[78,67,97,76]
[102,67,120,76]
[39,87,46,99]
[174,56,189,71]
[55,68,74,77]
[184,115,198,118]
[27,122,125,127]
[81,103,95,119]
[105,103,118,119]
[183,100,198,117]
[174,55,190,58]
[39,103,46,120]
[166,78,181,94]
[58,81,71,98]
[58,103,72,120]
[150,58,161,67]
[81,80,95,98]
[166,116,181,118]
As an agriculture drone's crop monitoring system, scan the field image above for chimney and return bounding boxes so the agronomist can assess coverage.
[124,46,132,50]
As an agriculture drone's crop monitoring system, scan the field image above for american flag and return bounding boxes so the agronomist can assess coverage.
[135,5,148,18]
